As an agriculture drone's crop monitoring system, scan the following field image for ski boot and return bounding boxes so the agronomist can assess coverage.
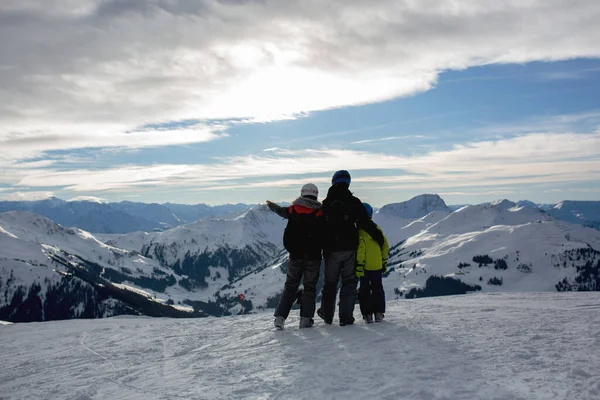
[363,314,374,324]
[316,308,332,325]
[274,316,285,330]
[299,317,314,329]
[374,312,384,322]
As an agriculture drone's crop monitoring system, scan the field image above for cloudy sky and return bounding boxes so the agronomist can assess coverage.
[1,0,600,206]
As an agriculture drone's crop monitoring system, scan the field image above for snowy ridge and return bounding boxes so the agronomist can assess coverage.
[377,194,451,219]
[0,197,254,234]
[1,292,599,399]
[548,200,600,228]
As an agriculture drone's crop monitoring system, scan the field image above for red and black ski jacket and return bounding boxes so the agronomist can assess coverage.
[268,198,323,261]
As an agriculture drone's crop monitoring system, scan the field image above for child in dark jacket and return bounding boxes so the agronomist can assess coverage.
[266,183,322,329]
[356,203,389,323]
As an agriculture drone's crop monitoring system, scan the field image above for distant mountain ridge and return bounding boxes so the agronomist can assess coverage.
[0,197,254,234]
[547,200,600,230]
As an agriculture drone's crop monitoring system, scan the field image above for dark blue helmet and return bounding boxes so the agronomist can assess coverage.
[332,170,351,186]
[363,202,373,218]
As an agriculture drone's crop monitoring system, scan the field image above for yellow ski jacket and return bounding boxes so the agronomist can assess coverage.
[357,226,389,271]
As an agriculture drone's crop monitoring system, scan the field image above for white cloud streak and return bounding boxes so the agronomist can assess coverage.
[7,131,600,194]
[351,135,425,144]
[0,191,55,201]
[1,0,600,158]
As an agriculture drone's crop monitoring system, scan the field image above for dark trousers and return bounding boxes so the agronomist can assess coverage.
[275,257,321,319]
[320,250,357,322]
[358,269,386,315]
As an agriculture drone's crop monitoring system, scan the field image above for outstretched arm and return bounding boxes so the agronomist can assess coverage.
[266,201,292,219]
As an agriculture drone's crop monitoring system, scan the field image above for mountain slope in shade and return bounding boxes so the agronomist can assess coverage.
[1,292,599,399]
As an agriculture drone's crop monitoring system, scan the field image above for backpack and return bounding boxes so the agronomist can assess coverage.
[322,198,357,248]
[324,199,350,226]
[283,207,322,258]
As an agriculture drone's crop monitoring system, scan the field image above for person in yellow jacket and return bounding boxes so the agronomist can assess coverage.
[356,203,389,323]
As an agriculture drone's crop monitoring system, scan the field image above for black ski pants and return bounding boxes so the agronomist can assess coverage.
[274,257,321,319]
[320,250,357,322]
[358,269,386,315]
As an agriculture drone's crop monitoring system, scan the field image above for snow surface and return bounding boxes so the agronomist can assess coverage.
[1,292,599,399]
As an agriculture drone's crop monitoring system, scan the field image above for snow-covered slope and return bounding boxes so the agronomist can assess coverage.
[1,292,599,400]
[0,212,207,321]
[99,205,287,307]
[384,201,600,298]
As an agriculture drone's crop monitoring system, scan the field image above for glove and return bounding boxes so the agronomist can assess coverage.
[266,200,277,212]
[382,262,388,275]
[356,264,365,278]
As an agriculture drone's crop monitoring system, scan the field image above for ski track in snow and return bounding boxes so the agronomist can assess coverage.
[1,292,599,400]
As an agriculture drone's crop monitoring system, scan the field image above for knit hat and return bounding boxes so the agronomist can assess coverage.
[332,170,351,186]
[363,202,373,218]
[300,183,319,200]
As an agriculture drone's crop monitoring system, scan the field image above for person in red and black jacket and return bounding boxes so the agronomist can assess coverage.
[266,183,322,330]
[316,170,384,326]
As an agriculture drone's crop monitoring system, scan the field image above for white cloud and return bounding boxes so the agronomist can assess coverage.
[67,196,106,203]
[0,191,55,201]
[0,125,227,162]
[8,131,600,194]
[351,135,425,144]
[1,0,600,158]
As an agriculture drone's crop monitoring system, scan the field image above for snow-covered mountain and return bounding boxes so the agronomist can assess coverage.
[0,198,254,234]
[0,197,160,233]
[221,199,600,312]
[100,205,285,293]
[384,201,600,298]
[2,292,599,399]
[0,205,286,322]
[2,195,600,323]
[0,211,216,322]
[377,194,451,219]
[516,199,539,208]
[547,200,600,230]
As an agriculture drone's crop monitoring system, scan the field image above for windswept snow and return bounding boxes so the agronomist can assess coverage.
[1,292,599,399]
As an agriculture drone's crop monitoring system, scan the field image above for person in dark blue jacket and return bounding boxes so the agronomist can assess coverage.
[316,170,384,326]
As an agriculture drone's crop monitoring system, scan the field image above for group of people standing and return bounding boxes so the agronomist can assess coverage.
[266,170,389,329]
